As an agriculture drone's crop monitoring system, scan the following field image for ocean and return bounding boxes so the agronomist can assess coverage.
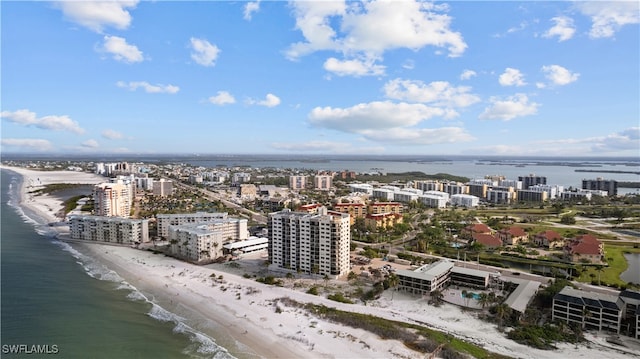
[0,170,233,358]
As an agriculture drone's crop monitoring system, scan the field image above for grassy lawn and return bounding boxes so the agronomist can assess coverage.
[576,244,640,288]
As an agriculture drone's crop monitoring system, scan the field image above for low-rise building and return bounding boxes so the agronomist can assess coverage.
[397,261,455,295]
[552,286,622,334]
[450,194,479,208]
[332,203,366,225]
[364,213,403,230]
[156,212,233,239]
[565,234,603,263]
[497,226,528,246]
[169,217,249,263]
[532,230,564,249]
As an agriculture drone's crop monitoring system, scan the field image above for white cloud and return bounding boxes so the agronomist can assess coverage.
[117,81,179,93]
[479,94,539,121]
[541,65,580,86]
[1,138,53,151]
[247,93,281,107]
[286,0,467,75]
[101,36,143,63]
[532,127,639,154]
[576,1,640,39]
[1,109,84,134]
[55,0,138,33]
[309,101,445,133]
[244,1,260,21]
[459,69,477,80]
[81,139,100,148]
[208,91,236,105]
[359,127,475,145]
[498,68,526,87]
[323,57,385,77]
[102,129,124,140]
[543,16,576,42]
[383,79,480,109]
[190,37,220,67]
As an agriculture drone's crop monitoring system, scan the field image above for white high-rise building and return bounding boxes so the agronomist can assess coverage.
[70,215,149,244]
[156,212,241,239]
[268,207,350,277]
[169,218,249,263]
[153,179,173,197]
[93,182,132,218]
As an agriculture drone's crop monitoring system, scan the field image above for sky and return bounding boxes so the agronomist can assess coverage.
[1,0,639,157]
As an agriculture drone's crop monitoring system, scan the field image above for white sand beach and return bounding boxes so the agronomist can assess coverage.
[4,166,639,359]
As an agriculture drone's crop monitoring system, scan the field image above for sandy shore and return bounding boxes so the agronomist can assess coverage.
[4,165,639,359]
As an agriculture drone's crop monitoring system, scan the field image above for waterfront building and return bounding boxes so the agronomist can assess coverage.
[519,174,547,189]
[467,180,491,199]
[289,175,307,190]
[313,174,333,191]
[268,207,350,277]
[153,178,173,197]
[70,215,149,244]
[529,184,564,199]
[552,286,622,334]
[222,236,269,257]
[618,290,640,339]
[449,266,490,289]
[156,212,235,239]
[169,218,248,263]
[397,261,455,295]
[582,178,618,196]
[449,194,479,208]
[93,181,132,218]
[499,179,521,190]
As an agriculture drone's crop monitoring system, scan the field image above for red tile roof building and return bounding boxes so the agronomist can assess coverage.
[565,234,604,263]
[532,230,565,249]
[497,226,529,246]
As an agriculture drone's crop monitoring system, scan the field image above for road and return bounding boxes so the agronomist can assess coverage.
[173,181,268,224]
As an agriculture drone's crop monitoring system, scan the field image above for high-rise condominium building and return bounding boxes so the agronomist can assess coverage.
[268,207,350,277]
[93,182,131,218]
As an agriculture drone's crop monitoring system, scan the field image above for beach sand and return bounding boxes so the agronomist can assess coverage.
[4,165,639,359]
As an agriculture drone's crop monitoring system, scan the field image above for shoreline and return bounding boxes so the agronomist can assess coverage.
[3,166,638,359]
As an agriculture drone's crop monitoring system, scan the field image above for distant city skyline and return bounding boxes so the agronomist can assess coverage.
[1,1,638,157]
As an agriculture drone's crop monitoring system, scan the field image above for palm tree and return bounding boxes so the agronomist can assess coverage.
[494,303,512,328]
[429,290,444,307]
[387,273,399,300]
[478,292,490,309]
[461,289,469,307]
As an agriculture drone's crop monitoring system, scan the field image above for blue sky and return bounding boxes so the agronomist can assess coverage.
[1,1,639,157]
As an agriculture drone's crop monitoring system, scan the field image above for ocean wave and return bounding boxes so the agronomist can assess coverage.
[51,237,236,358]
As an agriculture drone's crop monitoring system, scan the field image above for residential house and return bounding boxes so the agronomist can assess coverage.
[497,226,528,246]
[532,230,565,249]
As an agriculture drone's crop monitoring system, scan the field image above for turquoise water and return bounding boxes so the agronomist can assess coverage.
[0,170,231,358]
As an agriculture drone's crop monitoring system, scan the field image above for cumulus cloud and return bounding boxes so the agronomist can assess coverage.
[541,65,580,86]
[1,138,53,151]
[323,57,385,77]
[286,0,466,76]
[498,68,526,87]
[576,1,640,39]
[479,94,539,121]
[55,0,138,33]
[117,81,179,93]
[208,91,236,105]
[460,69,477,80]
[359,127,475,145]
[543,16,576,42]
[100,35,143,63]
[308,101,447,133]
[244,1,260,21]
[190,37,220,67]
[383,79,480,109]
[102,129,124,140]
[1,109,84,134]
[81,139,100,148]
[247,93,281,107]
